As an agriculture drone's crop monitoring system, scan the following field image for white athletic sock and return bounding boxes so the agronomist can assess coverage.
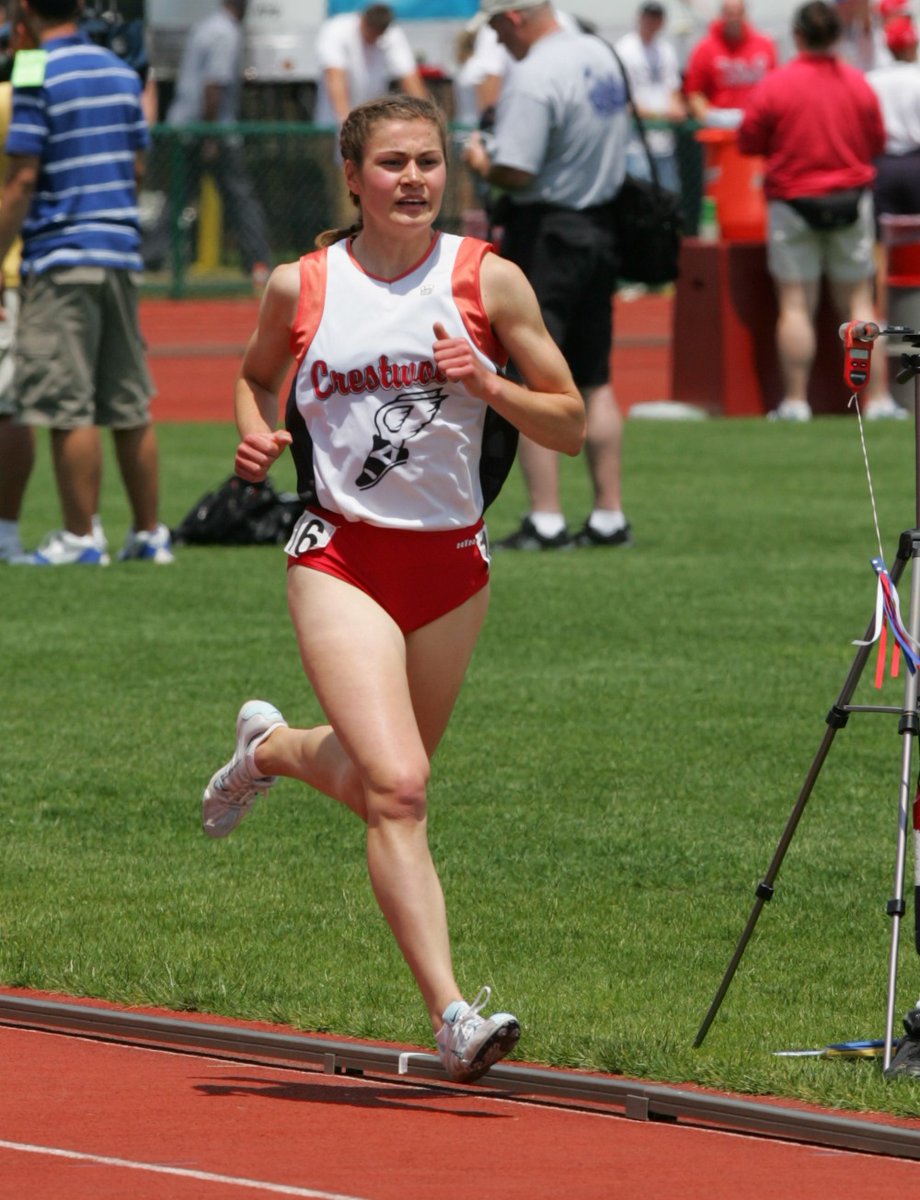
[587,509,627,536]
[529,512,566,538]
[62,530,96,547]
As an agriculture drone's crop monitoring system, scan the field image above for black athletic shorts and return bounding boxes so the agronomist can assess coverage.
[499,201,618,390]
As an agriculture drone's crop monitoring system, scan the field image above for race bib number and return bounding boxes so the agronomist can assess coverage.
[284,511,336,557]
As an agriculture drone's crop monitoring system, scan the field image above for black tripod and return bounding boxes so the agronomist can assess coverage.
[694,326,920,1073]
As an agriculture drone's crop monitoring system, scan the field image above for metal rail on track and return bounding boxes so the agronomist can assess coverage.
[2,993,919,1161]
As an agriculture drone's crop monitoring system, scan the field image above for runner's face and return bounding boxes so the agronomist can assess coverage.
[346,119,446,231]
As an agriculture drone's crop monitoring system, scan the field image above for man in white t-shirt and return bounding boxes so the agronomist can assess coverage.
[615,1,685,194]
[868,15,920,217]
[314,4,427,127]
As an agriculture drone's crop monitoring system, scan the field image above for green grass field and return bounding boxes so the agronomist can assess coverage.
[5,414,920,1118]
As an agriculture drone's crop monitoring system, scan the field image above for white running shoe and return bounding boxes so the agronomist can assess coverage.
[13,529,110,566]
[435,986,520,1083]
[118,522,175,564]
[202,700,288,838]
[864,394,910,421]
[767,398,812,422]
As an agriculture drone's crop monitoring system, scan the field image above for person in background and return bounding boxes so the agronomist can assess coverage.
[836,0,893,72]
[202,94,585,1082]
[0,0,173,565]
[739,0,904,421]
[463,0,633,550]
[615,0,686,194]
[314,4,427,127]
[452,26,485,130]
[0,8,31,562]
[143,0,272,289]
[314,3,428,226]
[866,13,920,324]
[868,15,920,218]
[684,0,778,124]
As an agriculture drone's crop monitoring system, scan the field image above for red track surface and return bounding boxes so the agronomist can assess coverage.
[139,293,673,423]
[4,1002,920,1200]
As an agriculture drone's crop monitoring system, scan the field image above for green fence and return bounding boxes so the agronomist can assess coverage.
[142,120,706,299]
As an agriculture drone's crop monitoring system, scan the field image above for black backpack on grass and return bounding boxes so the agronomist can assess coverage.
[171,475,304,546]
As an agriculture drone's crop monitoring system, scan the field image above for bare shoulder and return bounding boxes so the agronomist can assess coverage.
[480,249,542,327]
[258,259,301,326]
[480,249,526,292]
[266,259,301,302]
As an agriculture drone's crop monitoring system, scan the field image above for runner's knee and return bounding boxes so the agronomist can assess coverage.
[364,760,430,823]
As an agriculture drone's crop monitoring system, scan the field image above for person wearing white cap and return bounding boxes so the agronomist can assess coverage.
[463,0,633,550]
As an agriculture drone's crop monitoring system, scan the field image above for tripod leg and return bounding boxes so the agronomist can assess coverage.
[883,553,920,1071]
[694,549,910,1050]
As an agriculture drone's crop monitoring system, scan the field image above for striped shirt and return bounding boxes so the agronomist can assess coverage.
[6,33,148,276]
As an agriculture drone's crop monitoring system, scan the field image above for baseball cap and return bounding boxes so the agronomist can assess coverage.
[879,0,911,19]
[886,14,919,51]
[639,1,666,16]
[478,0,547,16]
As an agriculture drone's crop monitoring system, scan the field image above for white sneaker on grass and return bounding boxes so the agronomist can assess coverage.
[864,394,909,421]
[202,700,287,838]
[767,398,812,422]
[13,529,110,566]
[118,522,175,564]
[436,986,520,1083]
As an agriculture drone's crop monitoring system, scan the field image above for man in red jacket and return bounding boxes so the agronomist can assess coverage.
[738,0,903,420]
[684,0,777,122]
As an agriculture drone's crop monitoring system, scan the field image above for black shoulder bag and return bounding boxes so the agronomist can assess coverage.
[607,43,684,287]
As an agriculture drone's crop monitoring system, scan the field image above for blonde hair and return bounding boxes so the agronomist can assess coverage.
[315,95,450,248]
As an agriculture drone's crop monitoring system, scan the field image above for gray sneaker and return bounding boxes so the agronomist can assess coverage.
[202,700,287,838]
[435,986,520,1083]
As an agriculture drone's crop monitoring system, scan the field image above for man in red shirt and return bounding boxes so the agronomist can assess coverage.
[738,0,902,420]
[684,0,777,122]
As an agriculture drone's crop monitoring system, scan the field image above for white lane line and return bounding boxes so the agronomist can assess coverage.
[0,1140,369,1199]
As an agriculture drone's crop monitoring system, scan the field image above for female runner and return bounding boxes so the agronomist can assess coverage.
[203,94,585,1082]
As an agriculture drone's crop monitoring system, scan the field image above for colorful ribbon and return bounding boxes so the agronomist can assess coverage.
[856,556,920,678]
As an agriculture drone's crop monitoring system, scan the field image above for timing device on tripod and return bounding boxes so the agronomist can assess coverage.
[695,319,920,1075]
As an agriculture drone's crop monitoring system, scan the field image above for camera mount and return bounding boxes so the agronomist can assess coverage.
[695,322,920,1076]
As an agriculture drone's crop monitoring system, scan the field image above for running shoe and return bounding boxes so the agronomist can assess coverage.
[13,529,110,566]
[495,517,572,551]
[202,700,287,839]
[118,522,175,564]
[573,520,633,548]
[435,986,520,1083]
[864,394,909,421]
[767,399,812,422]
